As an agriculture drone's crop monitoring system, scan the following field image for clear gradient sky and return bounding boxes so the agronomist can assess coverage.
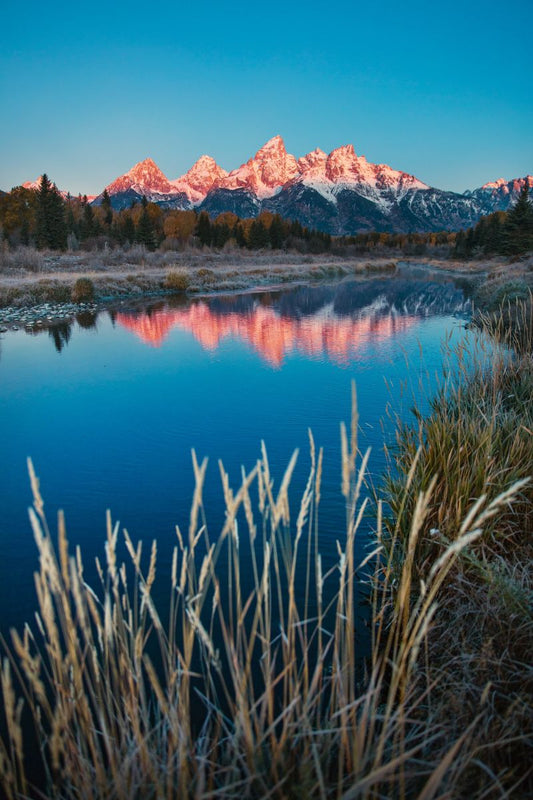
[1,0,531,196]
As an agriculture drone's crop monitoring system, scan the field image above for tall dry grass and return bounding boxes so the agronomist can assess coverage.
[1,386,529,799]
[384,299,533,795]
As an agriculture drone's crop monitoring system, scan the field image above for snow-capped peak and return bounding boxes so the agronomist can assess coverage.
[482,177,507,189]
[170,155,228,204]
[481,175,533,197]
[288,143,428,207]
[105,157,179,197]
[218,135,299,199]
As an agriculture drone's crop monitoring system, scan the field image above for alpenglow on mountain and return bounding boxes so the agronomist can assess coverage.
[92,136,533,234]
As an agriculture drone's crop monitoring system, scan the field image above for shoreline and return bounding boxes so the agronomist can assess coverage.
[0,252,530,329]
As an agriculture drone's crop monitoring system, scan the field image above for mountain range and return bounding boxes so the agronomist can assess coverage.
[25,136,533,235]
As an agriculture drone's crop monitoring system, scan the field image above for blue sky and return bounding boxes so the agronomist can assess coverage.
[0,0,531,195]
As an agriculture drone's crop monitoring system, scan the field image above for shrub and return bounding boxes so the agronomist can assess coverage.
[71,277,95,303]
[197,267,216,283]
[164,270,189,292]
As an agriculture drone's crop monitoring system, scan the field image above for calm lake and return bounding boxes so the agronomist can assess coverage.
[0,267,473,636]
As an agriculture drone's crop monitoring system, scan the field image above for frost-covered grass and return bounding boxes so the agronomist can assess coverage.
[383,298,533,794]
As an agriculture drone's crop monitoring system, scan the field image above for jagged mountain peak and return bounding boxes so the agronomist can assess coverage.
[219,135,299,199]
[122,157,167,182]
[298,148,328,170]
[481,175,533,189]
[483,177,507,189]
[171,155,228,203]
[255,134,286,154]
[105,157,177,198]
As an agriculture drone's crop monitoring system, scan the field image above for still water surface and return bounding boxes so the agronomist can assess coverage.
[0,271,472,635]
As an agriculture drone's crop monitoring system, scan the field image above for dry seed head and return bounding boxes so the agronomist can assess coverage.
[27,458,44,518]
[147,540,157,590]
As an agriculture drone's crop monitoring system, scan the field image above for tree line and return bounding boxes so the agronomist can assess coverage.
[1,174,532,258]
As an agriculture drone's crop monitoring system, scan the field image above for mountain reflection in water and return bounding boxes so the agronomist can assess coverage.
[117,303,417,365]
[12,277,470,360]
[115,279,469,366]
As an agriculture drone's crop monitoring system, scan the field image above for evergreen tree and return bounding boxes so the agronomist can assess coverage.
[36,174,52,248]
[503,181,533,255]
[101,189,113,228]
[269,215,284,249]
[121,215,136,245]
[248,219,269,249]
[48,187,67,249]
[464,228,475,257]
[136,196,156,250]
[66,204,78,239]
[453,230,467,258]
[483,212,504,254]
[20,217,30,246]
[80,197,96,241]
[212,223,230,248]
[235,222,246,248]
[35,174,67,250]
[196,212,212,246]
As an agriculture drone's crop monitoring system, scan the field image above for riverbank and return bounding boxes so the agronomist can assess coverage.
[1,248,531,324]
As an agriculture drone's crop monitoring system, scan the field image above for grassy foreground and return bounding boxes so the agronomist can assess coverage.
[1,306,532,799]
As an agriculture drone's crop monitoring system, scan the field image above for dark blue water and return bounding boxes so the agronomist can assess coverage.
[0,272,472,635]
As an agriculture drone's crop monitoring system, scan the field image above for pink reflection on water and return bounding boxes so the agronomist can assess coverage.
[116,302,418,366]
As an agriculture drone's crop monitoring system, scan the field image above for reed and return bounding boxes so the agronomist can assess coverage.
[1,377,529,799]
[383,298,533,794]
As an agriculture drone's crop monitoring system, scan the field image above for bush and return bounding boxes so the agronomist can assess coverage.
[197,267,216,284]
[71,277,95,303]
[164,270,189,292]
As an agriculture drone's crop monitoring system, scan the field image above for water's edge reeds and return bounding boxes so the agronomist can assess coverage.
[1,300,532,799]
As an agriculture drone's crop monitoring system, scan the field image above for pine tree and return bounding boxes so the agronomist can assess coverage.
[453,229,467,258]
[36,174,52,248]
[196,212,212,246]
[101,189,113,227]
[212,223,230,248]
[235,223,246,248]
[35,174,67,250]
[269,215,284,249]
[136,196,156,250]
[503,181,533,255]
[483,212,505,254]
[121,215,136,245]
[66,204,78,239]
[248,219,269,249]
[20,218,29,245]
[48,186,67,249]
[80,198,96,241]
